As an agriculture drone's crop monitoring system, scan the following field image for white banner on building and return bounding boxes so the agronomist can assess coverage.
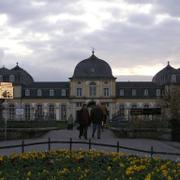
[0,82,13,99]
[16,108,24,116]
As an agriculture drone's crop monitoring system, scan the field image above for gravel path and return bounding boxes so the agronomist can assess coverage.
[0,127,180,161]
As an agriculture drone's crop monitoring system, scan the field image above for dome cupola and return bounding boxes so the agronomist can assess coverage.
[72,51,115,79]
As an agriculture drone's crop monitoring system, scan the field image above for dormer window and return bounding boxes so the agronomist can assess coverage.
[132,89,136,96]
[37,89,42,96]
[61,89,66,96]
[9,74,15,82]
[156,89,161,97]
[49,89,54,96]
[119,89,124,96]
[25,89,30,96]
[144,89,149,96]
[171,74,176,83]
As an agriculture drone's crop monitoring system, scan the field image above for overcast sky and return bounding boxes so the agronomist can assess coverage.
[0,0,180,81]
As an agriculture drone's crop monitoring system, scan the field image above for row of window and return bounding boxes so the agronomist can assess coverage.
[76,87,110,97]
[160,74,177,84]
[1,104,67,120]
[0,75,15,82]
[119,89,161,97]
[25,89,67,97]
[77,81,109,85]
[118,104,155,117]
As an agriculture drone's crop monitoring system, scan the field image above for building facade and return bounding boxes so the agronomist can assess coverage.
[0,52,180,122]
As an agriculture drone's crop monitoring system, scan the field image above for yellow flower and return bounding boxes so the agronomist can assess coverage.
[145,173,151,180]
[0,157,3,162]
[27,171,32,177]
[107,166,111,171]
[162,169,168,177]
[167,176,172,180]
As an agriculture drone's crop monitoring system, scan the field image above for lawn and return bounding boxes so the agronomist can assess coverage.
[0,150,179,180]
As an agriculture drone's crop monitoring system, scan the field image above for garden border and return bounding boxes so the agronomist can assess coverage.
[0,138,180,158]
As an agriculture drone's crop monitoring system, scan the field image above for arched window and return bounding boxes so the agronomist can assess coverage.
[119,89,124,96]
[49,104,55,120]
[37,89,42,96]
[25,104,30,120]
[171,74,176,83]
[156,89,161,97]
[61,89,66,96]
[49,89,54,96]
[132,89,136,96]
[89,82,96,97]
[9,74,15,82]
[25,89,30,96]
[144,89,149,96]
[35,104,43,119]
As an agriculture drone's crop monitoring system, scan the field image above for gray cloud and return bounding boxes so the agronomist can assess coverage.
[155,0,180,17]
[0,49,4,65]
[0,0,81,25]
[127,14,155,26]
[0,0,180,81]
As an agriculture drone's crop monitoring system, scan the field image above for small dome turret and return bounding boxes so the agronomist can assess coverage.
[10,62,34,85]
[152,62,179,85]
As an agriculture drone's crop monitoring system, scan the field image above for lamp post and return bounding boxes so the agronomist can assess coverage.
[4,115,7,140]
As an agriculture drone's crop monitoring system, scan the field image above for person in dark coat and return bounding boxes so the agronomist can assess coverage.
[90,102,104,139]
[78,104,90,139]
[101,103,109,131]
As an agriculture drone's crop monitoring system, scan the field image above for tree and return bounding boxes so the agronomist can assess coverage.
[162,85,180,141]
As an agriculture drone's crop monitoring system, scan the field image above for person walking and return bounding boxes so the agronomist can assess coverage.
[91,102,104,139]
[78,104,90,139]
[101,103,109,131]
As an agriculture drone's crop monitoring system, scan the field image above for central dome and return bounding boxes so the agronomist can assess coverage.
[72,53,115,79]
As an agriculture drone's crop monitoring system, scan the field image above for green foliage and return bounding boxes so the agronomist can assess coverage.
[0,120,67,129]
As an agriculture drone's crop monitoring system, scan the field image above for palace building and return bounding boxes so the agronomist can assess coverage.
[0,51,180,121]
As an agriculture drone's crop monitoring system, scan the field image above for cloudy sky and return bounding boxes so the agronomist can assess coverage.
[0,0,180,81]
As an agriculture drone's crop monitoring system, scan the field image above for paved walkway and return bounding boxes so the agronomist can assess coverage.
[0,127,180,161]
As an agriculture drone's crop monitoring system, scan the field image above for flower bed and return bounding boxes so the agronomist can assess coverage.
[0,150,179,179]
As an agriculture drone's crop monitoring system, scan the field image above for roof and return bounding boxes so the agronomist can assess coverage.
[11,64,34,85]
[0,67,11,75]
[24,82,69,88]
[22,82,70,99]
[116,81,162,98]
[152,62,179,85]
[72,53,115,79]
